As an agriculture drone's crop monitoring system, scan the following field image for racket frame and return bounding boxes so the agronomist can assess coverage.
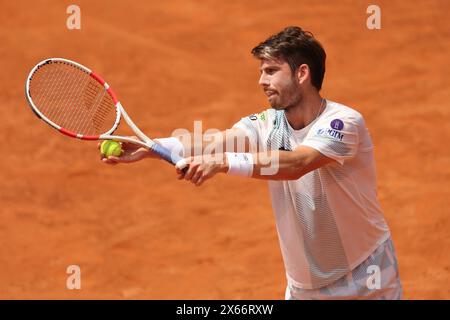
[25,57,186,168]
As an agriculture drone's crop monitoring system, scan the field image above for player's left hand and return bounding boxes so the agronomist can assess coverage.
[176,155,227,186]
[98,136,159,165]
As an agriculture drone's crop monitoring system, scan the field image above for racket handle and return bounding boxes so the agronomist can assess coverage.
[150,143,188,171]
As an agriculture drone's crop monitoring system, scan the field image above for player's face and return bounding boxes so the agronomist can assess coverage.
[258,59,301,110]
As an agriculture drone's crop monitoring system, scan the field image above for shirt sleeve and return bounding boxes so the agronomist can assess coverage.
[300,114,361,165]
[232,110,271,153]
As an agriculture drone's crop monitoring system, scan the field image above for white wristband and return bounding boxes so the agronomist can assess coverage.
[154,137,184,157]
[225,152,254,177]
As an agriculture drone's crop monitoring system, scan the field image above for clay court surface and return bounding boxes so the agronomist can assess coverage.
[0,0,449,299]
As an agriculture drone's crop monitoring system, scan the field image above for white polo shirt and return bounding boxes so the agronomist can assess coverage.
[233,100,390,289]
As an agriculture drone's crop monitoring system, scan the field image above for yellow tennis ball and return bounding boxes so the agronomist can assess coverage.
[100,140,122,157]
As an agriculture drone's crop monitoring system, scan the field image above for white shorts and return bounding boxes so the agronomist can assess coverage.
[285,237,403,300]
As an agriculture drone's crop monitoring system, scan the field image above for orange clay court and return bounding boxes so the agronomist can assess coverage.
[0,0,449,299]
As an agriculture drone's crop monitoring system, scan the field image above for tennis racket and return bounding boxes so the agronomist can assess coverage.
[25,57,187,170]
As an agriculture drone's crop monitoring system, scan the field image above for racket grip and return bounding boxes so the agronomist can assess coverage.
[150,143,188,171]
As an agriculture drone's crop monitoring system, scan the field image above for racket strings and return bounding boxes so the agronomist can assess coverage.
[93,94,115,132]
[29,61,117,136]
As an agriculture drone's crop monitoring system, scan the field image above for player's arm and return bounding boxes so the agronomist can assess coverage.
[172,128,252,155]
[101,128,251,164]
[181,113,360,185]
[180,145,337,186]
[249,146,336,180]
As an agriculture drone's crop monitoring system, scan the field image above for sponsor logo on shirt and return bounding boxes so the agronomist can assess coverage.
[330,119,344,131]
[259,111,266,121]
[317,128,344,141]
[249,112,266,121]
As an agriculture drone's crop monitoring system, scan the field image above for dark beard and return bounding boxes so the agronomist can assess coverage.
[271,86,302,111]
[270,78,302,112]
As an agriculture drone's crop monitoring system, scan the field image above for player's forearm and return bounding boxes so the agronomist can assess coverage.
[180,145,335,186]
[252,150,306,180]
[172,132,225,156]
[158,129,251,158]
[223,150,308,181]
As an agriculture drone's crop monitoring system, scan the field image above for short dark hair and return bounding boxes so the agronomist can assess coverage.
[251,26,326,91]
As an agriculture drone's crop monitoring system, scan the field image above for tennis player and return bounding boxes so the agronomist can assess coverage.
[102,26,403,300]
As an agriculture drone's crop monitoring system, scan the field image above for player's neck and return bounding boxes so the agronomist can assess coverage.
[284,92,324,130]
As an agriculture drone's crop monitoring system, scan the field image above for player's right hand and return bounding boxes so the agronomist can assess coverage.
[98,136,158,165]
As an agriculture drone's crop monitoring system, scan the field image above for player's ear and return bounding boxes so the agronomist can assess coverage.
[296,64,310,85]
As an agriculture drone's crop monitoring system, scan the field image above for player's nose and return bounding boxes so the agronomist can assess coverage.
[258,73,270,87]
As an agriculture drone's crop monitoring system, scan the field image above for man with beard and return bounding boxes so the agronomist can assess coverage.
[102,26,403,300]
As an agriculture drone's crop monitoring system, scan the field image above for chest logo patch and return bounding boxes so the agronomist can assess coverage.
[330,119,344,131]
